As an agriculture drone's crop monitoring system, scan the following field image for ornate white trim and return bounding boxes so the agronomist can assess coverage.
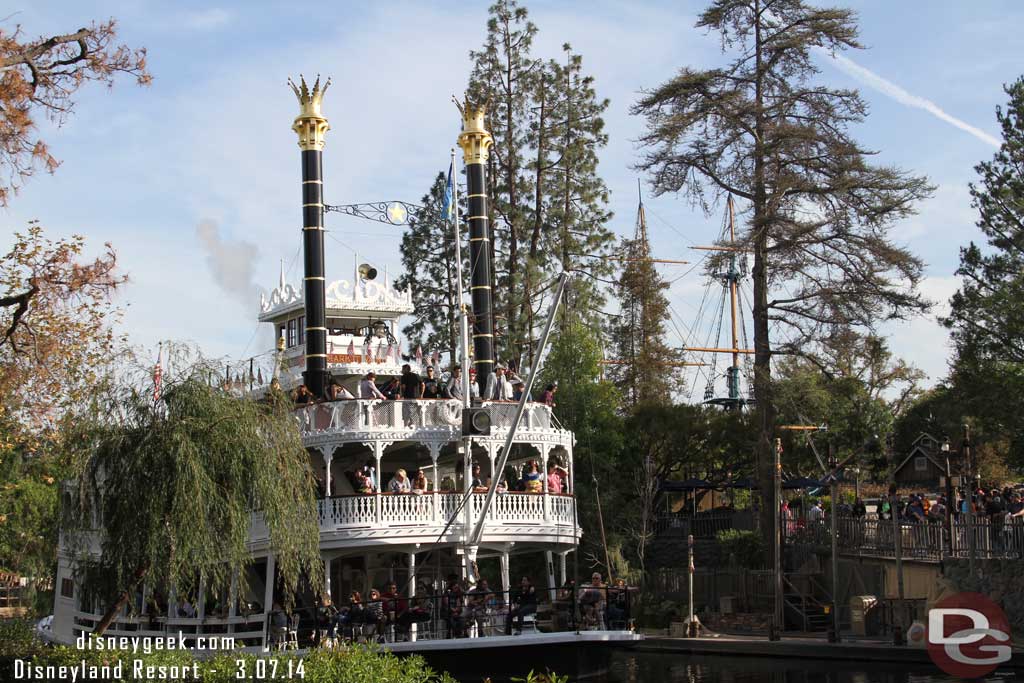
[260,276,414,318]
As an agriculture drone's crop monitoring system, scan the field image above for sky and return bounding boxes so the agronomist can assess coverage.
[4,1,1023,395]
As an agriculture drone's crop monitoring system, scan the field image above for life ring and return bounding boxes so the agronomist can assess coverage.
[440,401,462,426]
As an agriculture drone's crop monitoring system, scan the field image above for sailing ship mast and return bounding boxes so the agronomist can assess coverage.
[686,194,754,410]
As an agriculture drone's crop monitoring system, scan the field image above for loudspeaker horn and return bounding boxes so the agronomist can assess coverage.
[358,263,378,280]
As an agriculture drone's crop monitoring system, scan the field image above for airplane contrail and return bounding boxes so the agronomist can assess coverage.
[816,48,1000,148]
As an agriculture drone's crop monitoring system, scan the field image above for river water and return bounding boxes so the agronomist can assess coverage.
[592,651,1018,683]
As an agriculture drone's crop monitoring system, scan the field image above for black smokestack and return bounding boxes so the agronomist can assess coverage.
[289,75,331,399]
[457,100,496,397]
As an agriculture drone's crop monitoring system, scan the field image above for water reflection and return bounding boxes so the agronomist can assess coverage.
[596,652,1017,683]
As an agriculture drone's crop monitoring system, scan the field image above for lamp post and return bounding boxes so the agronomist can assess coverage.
[941,436,955,557]
[963,425,976,579]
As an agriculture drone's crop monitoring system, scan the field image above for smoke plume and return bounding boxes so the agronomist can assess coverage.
[196,219,261,310]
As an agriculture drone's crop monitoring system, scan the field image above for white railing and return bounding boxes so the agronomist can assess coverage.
[295,400,558,435]
[312,493,575,532]
[251,493,576,545]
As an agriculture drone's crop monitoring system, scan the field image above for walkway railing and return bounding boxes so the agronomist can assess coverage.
[654,511,754,538]
[790,515,1024,560]
[252,492,577,542]
[294,399,558,435]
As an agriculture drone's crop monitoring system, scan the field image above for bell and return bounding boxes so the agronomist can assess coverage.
[358,263,378,280]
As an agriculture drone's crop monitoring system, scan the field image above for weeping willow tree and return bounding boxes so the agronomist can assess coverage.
[61,346,322,635]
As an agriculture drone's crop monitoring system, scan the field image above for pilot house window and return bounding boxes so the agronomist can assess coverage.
[298,316,305,345]
[286,319,298,348]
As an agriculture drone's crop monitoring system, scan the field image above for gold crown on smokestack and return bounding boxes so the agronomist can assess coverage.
[455,95,493,165]
[289,74,331,151]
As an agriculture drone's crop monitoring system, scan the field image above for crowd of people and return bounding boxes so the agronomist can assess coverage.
[267,572,631,649]
[288,363,558,406]
[781,485,1024,556]
[330,459,570,497]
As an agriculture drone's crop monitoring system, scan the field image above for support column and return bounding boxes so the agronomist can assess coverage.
[263,555,276,614]
[373,442,384,524]
[559,551,568,586]
[228,573,238,619]
[429,443,441,524]
[566,442,574,494]
[197,574,207,622]
[539,444,551,522]
[324,555,332,604]
[409,551,418,642]
[545,550,557,603]
[324,449,333,498]
[499,550,510,606]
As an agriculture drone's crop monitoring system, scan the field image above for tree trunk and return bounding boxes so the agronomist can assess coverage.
[93,563,149,636]
[751,0,778,569]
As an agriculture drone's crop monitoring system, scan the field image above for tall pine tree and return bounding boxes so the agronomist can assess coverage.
[631,0,932,556]
[944,77,1024,467]
[395,172,467,366]
[609,195,679,406]
[467,0,538,364]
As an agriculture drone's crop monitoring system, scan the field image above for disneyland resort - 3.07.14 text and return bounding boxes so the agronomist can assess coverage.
[11,633,307,681]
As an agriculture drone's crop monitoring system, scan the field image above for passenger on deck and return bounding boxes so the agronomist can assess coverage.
[381,582,409,640]
[470,463,488,492]
[442,574,466,638]
[546,462,568,494]
[464,578,493,636]
[506,576,537,635]
[512,380,526,401]
[355,470,375,494]
[389,469,412,493]
[422,366,442,399]
[382,377,401,400]
[412,470,429,494]
[542,382,557,408]
[578,573,606,630]
[316,594,338,645]
[364,589,386,640]
[446,366,464,400]
[329,383,354,400]
[335,591,364,641]
[359,372,385,399]
[521,461,543,493]
[294,385,315,405]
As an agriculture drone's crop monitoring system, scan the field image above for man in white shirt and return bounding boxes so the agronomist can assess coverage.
[359,372,385,399]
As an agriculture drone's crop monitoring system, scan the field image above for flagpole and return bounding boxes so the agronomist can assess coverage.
[451,148,472,407]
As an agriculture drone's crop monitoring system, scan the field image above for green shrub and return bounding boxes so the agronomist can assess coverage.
[716,528,767,568]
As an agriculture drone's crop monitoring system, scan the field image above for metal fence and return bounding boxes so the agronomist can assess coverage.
[792,515,1024,560]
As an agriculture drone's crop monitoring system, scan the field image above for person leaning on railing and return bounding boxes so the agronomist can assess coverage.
[359,372,386,399]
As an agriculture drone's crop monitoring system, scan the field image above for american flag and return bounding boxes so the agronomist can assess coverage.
[415,345,423,366]
[153,343,163,401]
[347,340,356,357]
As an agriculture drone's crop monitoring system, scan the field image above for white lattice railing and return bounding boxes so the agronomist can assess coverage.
[295,400,556,435]
[305,493,575,535]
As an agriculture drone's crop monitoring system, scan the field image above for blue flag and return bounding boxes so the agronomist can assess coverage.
[441,159,455,222]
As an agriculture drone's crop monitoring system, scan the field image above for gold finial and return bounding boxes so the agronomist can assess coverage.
[455,95,493,165]
[289,74,331,151]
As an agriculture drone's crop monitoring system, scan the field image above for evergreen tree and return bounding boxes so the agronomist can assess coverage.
[631,0,933,556]
[396,172,467,366]
[467,4,615,369]
[944,77,1024,468]
[543,45,615,330]
[608,198,679,406]
[468,0,538,363]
